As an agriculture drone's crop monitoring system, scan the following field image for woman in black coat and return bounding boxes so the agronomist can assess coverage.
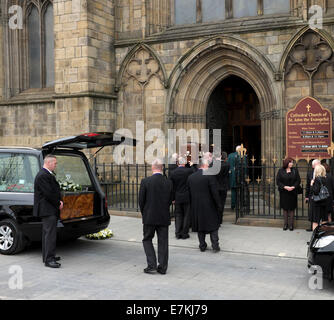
[276,157,301,231]
[310,164,330,230]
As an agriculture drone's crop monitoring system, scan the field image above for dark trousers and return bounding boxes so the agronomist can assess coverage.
[231,188,236,209]
[142,225,169,272]
[174,203,190,237]
[42,215,57,263]
[219,190,227,224]
[198,229,219,250]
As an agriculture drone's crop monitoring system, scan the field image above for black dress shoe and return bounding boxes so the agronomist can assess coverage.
[45,260,61,268]
[289,226,294,231]
[212,246,221,253]
[54,256,61,261]
[200,245,207,252]
[181,234,190,239]
[283,225,288,231]
[157,267,166,275]
[144,267,156,274]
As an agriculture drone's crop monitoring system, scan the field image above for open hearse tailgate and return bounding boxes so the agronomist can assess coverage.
[42,132,136,151]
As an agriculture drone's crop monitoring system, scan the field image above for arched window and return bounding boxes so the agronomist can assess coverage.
[44,4,54,88]
[28,5,41,88]
[27,1,54,89]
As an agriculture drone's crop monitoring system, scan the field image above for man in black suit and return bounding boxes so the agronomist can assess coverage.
[139,158,173,274]
[163,153,178,178]
[187,158,222,252]
[213,151,230,225]
[34,154,63,268]
[169,157,194,239]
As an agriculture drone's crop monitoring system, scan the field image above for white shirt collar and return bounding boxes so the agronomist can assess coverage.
[44,167,53,175]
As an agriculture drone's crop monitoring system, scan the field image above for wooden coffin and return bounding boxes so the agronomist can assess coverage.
[60,191,94,220]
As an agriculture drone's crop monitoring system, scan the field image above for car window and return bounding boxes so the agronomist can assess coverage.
[0,153,40,193]
[54,155,93,191]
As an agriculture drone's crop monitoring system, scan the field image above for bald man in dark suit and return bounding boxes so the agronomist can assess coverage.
[139,159,173,274]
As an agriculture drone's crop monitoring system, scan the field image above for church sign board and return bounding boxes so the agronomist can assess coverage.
[286,97,332,160]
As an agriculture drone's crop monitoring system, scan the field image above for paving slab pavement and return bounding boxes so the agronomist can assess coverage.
[1,214,333,300]
[108,215,311,260]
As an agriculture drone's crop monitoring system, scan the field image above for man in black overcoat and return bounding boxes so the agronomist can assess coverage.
[187,158,222,252]
[305,159,320,232]
[139,158,173,274]
[163,153,178,178]
[33,154,63,268]
[213,151,230,225]
[169,157,195,239]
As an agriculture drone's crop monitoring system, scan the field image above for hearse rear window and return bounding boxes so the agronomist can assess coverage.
[54,155,93,191]
[0,153,39,193]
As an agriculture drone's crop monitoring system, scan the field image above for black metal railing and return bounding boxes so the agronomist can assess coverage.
[235,158,334,221]
[92,159,334,220]
[92,161,174,213]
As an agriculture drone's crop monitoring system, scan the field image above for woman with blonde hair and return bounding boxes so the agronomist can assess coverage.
[310,164,329,230]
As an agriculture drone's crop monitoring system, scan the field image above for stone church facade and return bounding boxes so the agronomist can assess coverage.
[1,0,334,163]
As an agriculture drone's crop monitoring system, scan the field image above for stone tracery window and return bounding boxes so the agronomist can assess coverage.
[26,0,54,89]
[174,0,290,25]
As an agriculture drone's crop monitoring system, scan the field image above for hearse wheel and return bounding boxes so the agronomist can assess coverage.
[0,219,26,255]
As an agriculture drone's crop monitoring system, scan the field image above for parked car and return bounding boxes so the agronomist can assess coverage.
[307,222,334,280]
[0,132,135,255]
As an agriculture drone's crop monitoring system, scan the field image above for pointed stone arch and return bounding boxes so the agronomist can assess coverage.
[281,27,334,145]
[279,26,334,78]
[116,43,168,132]
[116,43,167,92]
[166,35,282,160]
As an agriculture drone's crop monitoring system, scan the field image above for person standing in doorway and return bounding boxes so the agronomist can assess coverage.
[33,154,63,268]
[227,146,241,210]
[276,158,301,231]
[139,159,173,275]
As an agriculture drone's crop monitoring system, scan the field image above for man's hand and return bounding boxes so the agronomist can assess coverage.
[59,201,64,210]
[305,197,309,203]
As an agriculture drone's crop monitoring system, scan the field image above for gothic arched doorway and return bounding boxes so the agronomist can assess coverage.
[206,75,261,160]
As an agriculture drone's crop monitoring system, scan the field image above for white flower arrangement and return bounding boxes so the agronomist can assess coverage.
[58,179,82,192]
[85,228,113,240]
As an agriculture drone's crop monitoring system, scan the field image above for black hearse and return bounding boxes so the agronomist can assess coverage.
[0,132,135,255]
[308,222,334,280]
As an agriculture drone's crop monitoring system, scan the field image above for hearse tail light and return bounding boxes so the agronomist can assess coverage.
[81,133,100,137]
